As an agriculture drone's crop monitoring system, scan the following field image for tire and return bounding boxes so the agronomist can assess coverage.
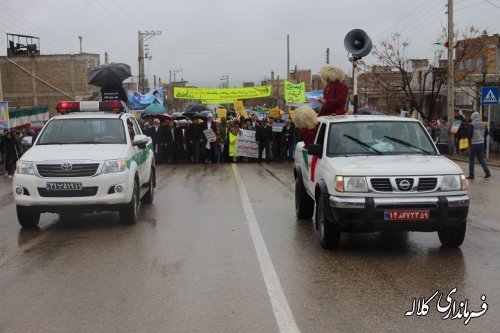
[438,222,466,248]
[17,205,40,228]
[141,168,155,204]
[119,180,139,225]
[317,194,340,249]
[295,176,314,219]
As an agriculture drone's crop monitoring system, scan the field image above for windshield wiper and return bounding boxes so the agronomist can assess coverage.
[344,134,383,155]
[384,136,432,155]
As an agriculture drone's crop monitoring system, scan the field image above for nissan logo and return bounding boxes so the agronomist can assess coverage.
[61,163,73,171]
[398,179,411,190]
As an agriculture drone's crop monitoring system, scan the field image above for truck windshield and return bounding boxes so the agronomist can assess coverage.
[37,118,126,145]
[327,121,436,156]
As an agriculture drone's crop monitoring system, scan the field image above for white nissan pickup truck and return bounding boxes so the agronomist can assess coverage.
[294,115,469,249]
[13,101,155,227]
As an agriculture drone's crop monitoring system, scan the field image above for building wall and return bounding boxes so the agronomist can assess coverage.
[1,53,100,115]
[456,35,500,75]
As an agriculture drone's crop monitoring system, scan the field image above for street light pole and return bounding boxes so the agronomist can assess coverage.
[447,0,455,153]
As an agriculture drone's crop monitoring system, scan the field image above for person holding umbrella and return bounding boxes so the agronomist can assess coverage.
[100,83,128,102]
[87,63,131,103]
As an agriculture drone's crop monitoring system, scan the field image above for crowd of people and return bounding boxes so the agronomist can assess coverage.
[141,113,298,164]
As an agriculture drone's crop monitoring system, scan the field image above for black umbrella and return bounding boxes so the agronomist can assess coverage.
[171,112,188,120]
[87,63,132,87]
[185,104,209,112]
[181,111,199,119]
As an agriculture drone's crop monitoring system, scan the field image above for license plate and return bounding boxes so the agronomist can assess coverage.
[384,209,430,221]
[46,182,83,191]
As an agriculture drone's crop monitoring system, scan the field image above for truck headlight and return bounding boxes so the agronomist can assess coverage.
[335,176,368,192]
[102,159,127,174]
[441,175,464,191]
[16,161,36,175]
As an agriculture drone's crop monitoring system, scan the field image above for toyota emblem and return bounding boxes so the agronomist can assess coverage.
[61,163,73,171]
[398,179,411,190]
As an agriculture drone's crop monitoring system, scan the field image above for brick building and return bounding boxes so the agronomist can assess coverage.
[0,52,100,116]
[454,33,500,121]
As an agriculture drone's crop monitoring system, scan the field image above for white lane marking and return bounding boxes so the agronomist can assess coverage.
[232,163,301,333]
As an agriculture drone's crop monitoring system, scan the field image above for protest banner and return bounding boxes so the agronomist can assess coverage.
[216,108,227,121]
[235,129,259,158]
[284,81,306,103]
[272,122,284,133]
[203,128,216,142]
[174,86,271,100]
[234,101,249,118]
[450,119,462,135]
[269,108,281,119]
[0,101,10,130]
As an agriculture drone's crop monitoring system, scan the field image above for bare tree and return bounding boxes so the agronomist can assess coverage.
[370,32,446,119]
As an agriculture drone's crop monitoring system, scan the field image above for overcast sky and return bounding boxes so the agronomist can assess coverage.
[1,0,499,88]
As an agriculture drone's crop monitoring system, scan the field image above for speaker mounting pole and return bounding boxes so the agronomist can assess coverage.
[350,56,361,114]
[344,29,372,115]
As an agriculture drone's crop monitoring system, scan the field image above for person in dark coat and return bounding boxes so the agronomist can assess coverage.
[165,121,177,164]
[256,119,273,163]
[201,114,217,163]
[100,83,128,102]
[188,118,204,163]
[2,130,21,177]
[146,118,163,162]
[318,65,348,117]
[282,119,296,162]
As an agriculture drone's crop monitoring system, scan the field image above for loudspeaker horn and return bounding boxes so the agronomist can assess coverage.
[344,29,372,59]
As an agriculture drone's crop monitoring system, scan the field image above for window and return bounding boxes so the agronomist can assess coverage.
[327,121,435,156]
[37,118,126,145]
[465,59,472,71]
[476,57,484,72]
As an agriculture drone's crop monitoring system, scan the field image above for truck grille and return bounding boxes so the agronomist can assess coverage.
[38,187,98,197]
[370,178,392,191]
[370,177,438,192]
[417,178,438,191]
[36,163,100,177]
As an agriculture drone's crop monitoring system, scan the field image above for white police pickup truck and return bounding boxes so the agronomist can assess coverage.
[294,115,469,249]
[13,101,155,227]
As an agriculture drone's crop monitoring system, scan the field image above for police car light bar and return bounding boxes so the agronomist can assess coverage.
[56,101,125,114]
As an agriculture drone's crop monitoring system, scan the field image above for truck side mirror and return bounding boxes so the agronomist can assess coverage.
[307,144,322,157]
[436,143,449,155]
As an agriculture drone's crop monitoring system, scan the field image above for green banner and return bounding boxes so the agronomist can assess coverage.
[284,81,306,103]
[174,86,271,100]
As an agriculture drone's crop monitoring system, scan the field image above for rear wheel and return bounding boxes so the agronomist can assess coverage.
[119,180,139,225]
[317,194,340,249]
[295,176,314,219]
[438,222,466,248]
[17,205,40,228]
[141,168,155,204]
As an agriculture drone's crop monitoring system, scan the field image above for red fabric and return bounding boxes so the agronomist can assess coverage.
[310,155,318,182]
[299,127,318,147]
[318,80,348,117]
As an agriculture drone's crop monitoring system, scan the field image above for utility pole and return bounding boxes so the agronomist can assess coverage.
[0,64,3,101]
[326,48,330,64]
[138,30,161,94]
[172,69,182,85]
[78,36,83,53]
[447,0,455,152]
[287,35,290,81]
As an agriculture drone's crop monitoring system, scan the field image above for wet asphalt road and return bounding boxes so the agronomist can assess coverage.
[0,161,499,333]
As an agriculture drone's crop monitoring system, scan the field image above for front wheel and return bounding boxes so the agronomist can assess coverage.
[141,168,155,204]
[17,205,40,228]
[317,194,340,249]
[438,223,466,247]
[295,176,314,219]
[119,180,139,225]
